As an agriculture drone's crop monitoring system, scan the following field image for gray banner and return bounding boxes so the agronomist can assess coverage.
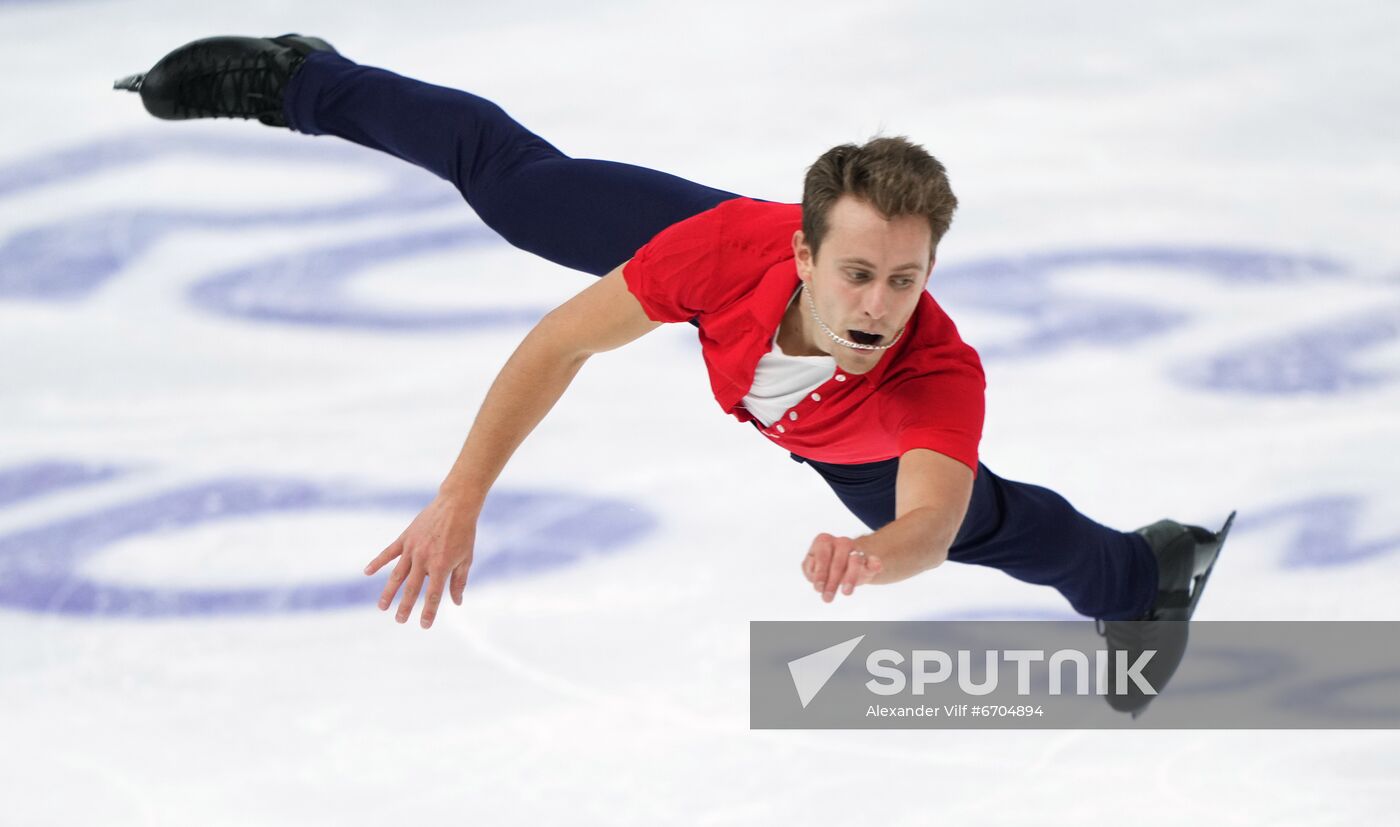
[750,621,1400,729]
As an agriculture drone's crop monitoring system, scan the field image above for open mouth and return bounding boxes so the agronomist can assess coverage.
[847,329,883,347]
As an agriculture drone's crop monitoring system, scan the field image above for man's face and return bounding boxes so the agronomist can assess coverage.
[792,195,934,375]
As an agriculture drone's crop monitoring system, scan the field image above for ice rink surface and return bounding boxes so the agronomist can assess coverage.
[2,0,1399,824]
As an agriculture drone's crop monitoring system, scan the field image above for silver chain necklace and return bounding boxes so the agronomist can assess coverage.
[802,282,906,352]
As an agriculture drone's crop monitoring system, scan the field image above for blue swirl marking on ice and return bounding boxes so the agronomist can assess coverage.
[186,224,549,330]
[0,459,130,508]
[1235,497,1400,568]
[1175,302,1400,395]
[935,246,1348,360]
[0,131,460,300]
[0,473,656,617]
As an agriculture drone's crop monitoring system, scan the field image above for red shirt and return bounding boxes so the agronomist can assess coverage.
[622,197,985,471]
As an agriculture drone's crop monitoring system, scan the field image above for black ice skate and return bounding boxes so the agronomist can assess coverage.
[113,34,338,127]
[1097,511,1235,719]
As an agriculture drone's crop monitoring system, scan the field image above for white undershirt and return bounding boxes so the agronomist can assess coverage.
[741,287,836,427]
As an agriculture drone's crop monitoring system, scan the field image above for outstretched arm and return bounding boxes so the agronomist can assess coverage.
[803,449,974,602]
[364,262,661,628]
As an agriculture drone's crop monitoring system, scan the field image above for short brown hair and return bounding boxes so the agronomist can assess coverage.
[801,136,958,260]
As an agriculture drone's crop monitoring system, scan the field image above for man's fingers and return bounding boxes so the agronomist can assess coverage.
[822,541,853,602]
[805,536,882,600]
[395,563,426,624]
[807,535,834,591]
[364,536,404,576]
[840,549,867,596]
[377,555,412,610]
[450,563,469,606]
[803,549,825,584]
[419,567,449,629]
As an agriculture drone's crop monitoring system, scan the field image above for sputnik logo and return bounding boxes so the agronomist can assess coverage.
[787,635,864,708]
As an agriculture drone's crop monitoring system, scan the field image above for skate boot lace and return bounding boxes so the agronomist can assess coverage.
[172,50,295,119]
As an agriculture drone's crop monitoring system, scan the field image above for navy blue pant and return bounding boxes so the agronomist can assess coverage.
[284,52,1159,620]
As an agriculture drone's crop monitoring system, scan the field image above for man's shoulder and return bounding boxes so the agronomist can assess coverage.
[638,197,799,262]
[712,197,801,222]
[875,295,987,455]
[888,293,985,380]
[707,198,802,254]
[623,198,801,322]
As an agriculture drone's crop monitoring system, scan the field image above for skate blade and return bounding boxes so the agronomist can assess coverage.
[1185,510,1235,618]
[113,73,144,92]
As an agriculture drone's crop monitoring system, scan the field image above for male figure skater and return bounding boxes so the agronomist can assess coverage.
[116,35,1233,716]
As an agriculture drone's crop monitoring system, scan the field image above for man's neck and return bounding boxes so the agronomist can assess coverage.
[776,284,826,357]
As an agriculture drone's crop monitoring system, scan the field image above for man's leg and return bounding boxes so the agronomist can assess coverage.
[946,465,1158,620]
[284,52,741,276]
[792,454,1158,620]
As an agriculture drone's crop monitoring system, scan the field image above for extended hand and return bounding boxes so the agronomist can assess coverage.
[802,533,882,603]
[363,493,479,628]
